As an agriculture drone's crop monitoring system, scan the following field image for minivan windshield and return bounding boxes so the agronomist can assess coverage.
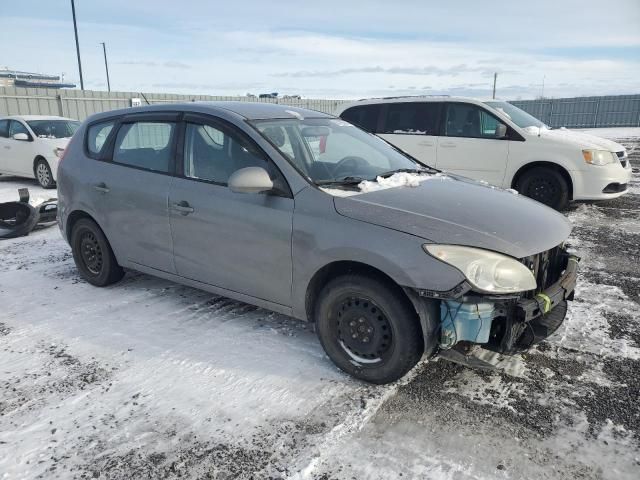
[251,117,428,185]
[484,101,548,129]
[27,120,81,139]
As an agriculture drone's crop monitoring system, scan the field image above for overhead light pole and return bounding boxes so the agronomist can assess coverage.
[492,72,497,99]
[100,42,111,91]
[70,0,84,90]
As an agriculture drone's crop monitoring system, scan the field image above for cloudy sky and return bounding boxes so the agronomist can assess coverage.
[1,0,639,99]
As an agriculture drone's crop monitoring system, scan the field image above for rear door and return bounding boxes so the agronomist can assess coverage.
[377,102,442,167]
[91,113,179,274]
[169,114,294,306]
[436,102,509,185]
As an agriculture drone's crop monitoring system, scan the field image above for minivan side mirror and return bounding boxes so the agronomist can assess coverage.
[228,167,274,194]
[495,123,508,139]
[12,133,29,141]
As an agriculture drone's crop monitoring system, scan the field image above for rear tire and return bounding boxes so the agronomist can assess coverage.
[315,274,424,384]
[35,158,55,189]
[71,218,124,286]
[516,167,569,210]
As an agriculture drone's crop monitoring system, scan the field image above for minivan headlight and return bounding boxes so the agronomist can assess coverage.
[582,149,616,166]
[424,244,536,293]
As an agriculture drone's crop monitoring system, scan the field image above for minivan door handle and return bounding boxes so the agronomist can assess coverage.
[93,182,110,193]
[171,201,194,215]
[439,142,457,148]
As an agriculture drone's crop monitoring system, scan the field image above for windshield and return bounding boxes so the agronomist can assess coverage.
[251,117,425,184]
[484,101,547,129]
[27,120,81,139]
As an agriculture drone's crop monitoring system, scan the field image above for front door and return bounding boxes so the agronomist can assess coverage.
[169,116,294,306]
[436,102,509,186]
[5,120,35,176]
[93,115,178,274]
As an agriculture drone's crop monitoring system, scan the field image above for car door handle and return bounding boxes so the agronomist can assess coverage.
[172,201,194,215]
[3,145,10,149]
[418,141,434,147]
[439,142,457,148]
[93,182,110,193]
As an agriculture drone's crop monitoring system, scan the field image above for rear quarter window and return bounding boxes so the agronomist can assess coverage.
[0,120,9,138]
[86,120,116,157]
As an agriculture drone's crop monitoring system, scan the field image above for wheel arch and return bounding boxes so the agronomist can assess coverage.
[305,260,413,324]
[511,161,574,200]
[65,210,101,243]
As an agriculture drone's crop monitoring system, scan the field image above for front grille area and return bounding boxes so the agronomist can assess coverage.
[616,151,628,168]
[519,245,567,298]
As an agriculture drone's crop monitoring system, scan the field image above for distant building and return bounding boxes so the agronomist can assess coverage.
[0,68,76,89]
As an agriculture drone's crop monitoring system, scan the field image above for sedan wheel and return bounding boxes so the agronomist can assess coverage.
[35,159,55,189]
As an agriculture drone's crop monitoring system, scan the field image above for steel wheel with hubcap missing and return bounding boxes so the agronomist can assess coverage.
[517,166,569,210]
[315,274,424,384]
[71,218,124,286]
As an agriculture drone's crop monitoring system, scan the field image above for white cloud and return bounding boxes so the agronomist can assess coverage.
[0,1,638,99]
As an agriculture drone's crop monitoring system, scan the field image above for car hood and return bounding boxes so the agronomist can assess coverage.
[333,176,572,258]
[524,127,625,152]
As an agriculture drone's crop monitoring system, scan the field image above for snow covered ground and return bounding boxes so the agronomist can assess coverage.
[1,133,639,480]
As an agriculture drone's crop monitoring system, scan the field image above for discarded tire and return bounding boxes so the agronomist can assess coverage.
[0,201,38,239]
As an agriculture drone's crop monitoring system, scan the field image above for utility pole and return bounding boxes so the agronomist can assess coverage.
[492,72,498,99]
[70,0,84,90]
[541,75,546,99]
[100,42,111,91]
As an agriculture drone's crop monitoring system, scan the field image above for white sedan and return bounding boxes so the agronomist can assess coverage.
[0,115,80,188]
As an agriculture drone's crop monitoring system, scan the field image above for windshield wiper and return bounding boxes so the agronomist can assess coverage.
[316,176,367,186]
[376,167,433,179]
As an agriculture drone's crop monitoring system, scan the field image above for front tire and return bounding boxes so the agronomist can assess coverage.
[315,274,424,384]
[35,158,55,189]
[71,218,124,286]
[516,167,570,210]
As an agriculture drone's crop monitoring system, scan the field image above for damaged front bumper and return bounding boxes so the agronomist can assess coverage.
[416,248,579,359]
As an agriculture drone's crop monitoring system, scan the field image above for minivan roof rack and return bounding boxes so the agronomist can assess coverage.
[356,94,451,101]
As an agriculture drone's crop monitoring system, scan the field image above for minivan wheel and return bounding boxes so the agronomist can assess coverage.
[315,274,424,384]
[35,159,55,189]
[71,218,124,286]
[516,167,569,210]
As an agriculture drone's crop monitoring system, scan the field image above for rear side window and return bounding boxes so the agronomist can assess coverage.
[87,120,115,156]
[113,122,175,173]
[0,120,8,138]
[444,103,503,139]
[382,103,441,135]
[340,104,382,133]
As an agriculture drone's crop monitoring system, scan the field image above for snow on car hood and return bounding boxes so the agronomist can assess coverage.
[36,136,72,149]
[524,127,625,152]
[320,172,448,197]
[333,174,571,258]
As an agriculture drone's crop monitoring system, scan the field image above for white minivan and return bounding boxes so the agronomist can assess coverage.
[336,97,632,209]
[0,115,80,188]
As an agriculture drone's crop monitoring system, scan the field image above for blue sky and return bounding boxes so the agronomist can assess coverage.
[1,0,638,99]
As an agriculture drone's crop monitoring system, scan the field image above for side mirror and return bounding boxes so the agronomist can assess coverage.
[12,133,29,141]
[495,123,508,139]
[228,167,274,194]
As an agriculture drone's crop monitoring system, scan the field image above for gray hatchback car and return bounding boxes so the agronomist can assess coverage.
[57,102,578,384]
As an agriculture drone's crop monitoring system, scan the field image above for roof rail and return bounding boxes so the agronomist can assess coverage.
[356,94,451,101]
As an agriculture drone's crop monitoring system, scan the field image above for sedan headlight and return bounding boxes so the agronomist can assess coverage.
[424,244,537,293]
[582,149,616,166]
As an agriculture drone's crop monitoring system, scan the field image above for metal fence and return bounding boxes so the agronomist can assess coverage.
[1,87,639,128]
[510,95,640,128]
[0,87,348,120]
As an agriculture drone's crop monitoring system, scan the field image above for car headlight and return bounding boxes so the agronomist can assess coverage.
[53,147,65,159]
[424,244,537,293]
[582,149,616,166]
